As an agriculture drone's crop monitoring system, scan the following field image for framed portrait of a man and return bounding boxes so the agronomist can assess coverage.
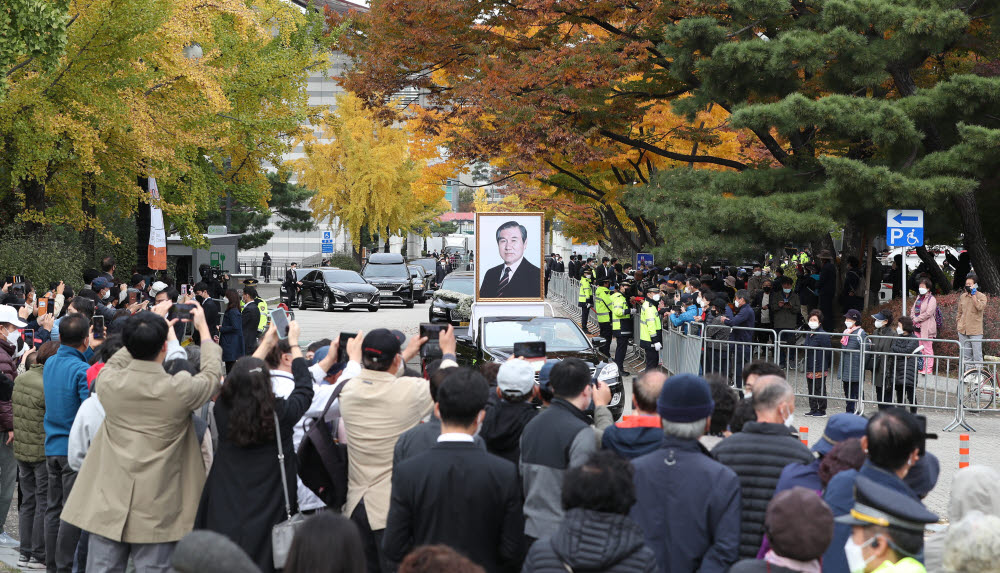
[475,212,545,302]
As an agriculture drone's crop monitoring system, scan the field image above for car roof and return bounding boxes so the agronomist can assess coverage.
[444,271,476,278]
[367,253,405,263]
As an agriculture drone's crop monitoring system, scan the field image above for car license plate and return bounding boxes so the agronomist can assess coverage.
[379,288,393,293]
[459,321,469,327]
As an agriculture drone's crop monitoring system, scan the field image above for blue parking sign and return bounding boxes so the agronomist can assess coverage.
[886,210,924,247]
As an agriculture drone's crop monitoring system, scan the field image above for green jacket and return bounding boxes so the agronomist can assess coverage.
[13,364,46,463]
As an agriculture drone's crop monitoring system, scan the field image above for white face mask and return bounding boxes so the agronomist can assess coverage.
[782,406,795,428]
[4,328,18,346]
[102,290,111,300]
[735,300,742,308]
[918,287,928,295]
[844,536,874,573]
[394,356,406,378]
[809,321,820,330]
[697,298,705,307]
[875,320,887,329]
[651,295,661,302]
[897,326,905,335]
[845,320,855,328]
[753,271,761,277]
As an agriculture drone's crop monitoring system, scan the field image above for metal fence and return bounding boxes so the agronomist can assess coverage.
[546,273,990,432]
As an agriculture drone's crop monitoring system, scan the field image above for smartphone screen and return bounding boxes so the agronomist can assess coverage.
[92,316,105,340]
[270,309,290,339]
[22,329,33,349]
[338,332,357,363]
[180,284,189,297]
[420,323,445,359]
[513,341,546,360]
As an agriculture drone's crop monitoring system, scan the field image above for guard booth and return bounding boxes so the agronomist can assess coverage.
[166,233,240,286]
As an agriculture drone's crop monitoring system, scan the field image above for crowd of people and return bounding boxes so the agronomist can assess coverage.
[0,254,990,573]
[565,253,987,414]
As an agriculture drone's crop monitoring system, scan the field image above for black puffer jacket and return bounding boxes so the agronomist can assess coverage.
[479,400,539,465]
[711,422,814,559]
[522,508,656,573]
[890,335,921,388]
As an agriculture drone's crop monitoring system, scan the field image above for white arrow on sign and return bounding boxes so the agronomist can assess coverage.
[886,209,923,228]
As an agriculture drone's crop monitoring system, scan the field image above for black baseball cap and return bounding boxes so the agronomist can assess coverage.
[362,329,402,362]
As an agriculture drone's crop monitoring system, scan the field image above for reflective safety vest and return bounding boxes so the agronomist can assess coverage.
[611,292,629,331]
[594,286,612,323]
[871,558,926,573]
[639,301,661,343]
[256,298,268,332]
[578,278,592,304]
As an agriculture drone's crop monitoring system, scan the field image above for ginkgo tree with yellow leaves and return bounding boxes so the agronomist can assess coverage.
[0,0,333,259]
[294,92,450,260]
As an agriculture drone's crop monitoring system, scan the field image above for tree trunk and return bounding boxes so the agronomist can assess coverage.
[81,174,97,265]
[136,175,151,272]
[23,178,45,234]
[914,246,952,294]
[953,188,1000,294]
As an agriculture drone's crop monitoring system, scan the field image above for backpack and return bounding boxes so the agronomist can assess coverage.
[297,381,349,510]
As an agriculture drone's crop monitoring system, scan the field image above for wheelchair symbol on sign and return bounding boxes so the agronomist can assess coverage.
[906,230,919,246]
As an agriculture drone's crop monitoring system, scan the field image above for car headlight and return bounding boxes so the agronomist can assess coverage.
[597,363,619,382]
[609,392,622,407]
[331,288,346,296]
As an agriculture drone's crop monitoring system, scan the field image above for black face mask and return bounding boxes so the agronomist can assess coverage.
[763,287,771,293]
[195,294,205,303]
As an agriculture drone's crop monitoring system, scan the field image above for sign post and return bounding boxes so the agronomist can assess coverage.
[886,209,924,316]
[320,230,334,255]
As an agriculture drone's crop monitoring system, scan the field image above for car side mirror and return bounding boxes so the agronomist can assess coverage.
[591,337,606,348]
[456,334,474,347]
[425,289,435,297]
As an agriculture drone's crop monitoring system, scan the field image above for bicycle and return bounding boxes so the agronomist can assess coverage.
[960,357,999,412]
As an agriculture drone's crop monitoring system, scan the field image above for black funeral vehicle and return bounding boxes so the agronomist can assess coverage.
[455,316,625,420]
[296,268,380,312]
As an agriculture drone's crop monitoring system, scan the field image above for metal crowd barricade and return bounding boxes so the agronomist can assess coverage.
[701,326,780,388]
[779,331,869,415]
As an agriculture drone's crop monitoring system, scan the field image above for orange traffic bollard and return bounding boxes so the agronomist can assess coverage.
[799,426,809,447]
[960,434,970,468]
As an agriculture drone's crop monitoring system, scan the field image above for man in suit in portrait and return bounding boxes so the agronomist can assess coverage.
[479,221,542,298]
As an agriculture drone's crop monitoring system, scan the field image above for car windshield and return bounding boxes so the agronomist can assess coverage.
[482,319,590,352]
[440,276,475,296]
[411,259,436,274]
[363,264,408,279]
[323,270,364,284]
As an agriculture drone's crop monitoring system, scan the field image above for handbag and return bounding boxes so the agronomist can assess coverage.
[297,380,350,509]
[272,412,306,569]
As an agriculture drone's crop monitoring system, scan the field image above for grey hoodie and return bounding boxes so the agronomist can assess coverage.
[924,466,1000,573]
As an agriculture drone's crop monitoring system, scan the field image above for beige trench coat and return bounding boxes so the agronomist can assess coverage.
[61,342,223,543]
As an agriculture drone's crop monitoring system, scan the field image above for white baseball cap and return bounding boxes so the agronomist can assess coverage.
[0,305,27,328]
[497,359,536,396]
[149,281,169,296]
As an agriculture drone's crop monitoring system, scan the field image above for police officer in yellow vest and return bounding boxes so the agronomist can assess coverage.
[835,476,938,572]
[639,287,663,371]
[610,280,632,375]
[578,268,593,332]
[593,277,613,357]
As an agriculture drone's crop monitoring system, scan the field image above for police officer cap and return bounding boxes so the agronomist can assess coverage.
[242,278,259,286]
[597,277,610,285]
[646,287,660,295]
[834,476,938,533]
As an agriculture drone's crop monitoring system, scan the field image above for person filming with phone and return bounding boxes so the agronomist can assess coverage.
[61,300,223,572]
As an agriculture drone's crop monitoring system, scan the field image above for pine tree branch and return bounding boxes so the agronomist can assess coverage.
[598,129,747,170]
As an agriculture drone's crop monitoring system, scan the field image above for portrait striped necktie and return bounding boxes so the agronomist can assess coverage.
[497,267,511,295]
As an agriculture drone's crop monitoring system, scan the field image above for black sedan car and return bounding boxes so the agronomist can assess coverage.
[296,268,380,312]
[454,316,625,420]
[428,271,475,326]
[409,257,438,287]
